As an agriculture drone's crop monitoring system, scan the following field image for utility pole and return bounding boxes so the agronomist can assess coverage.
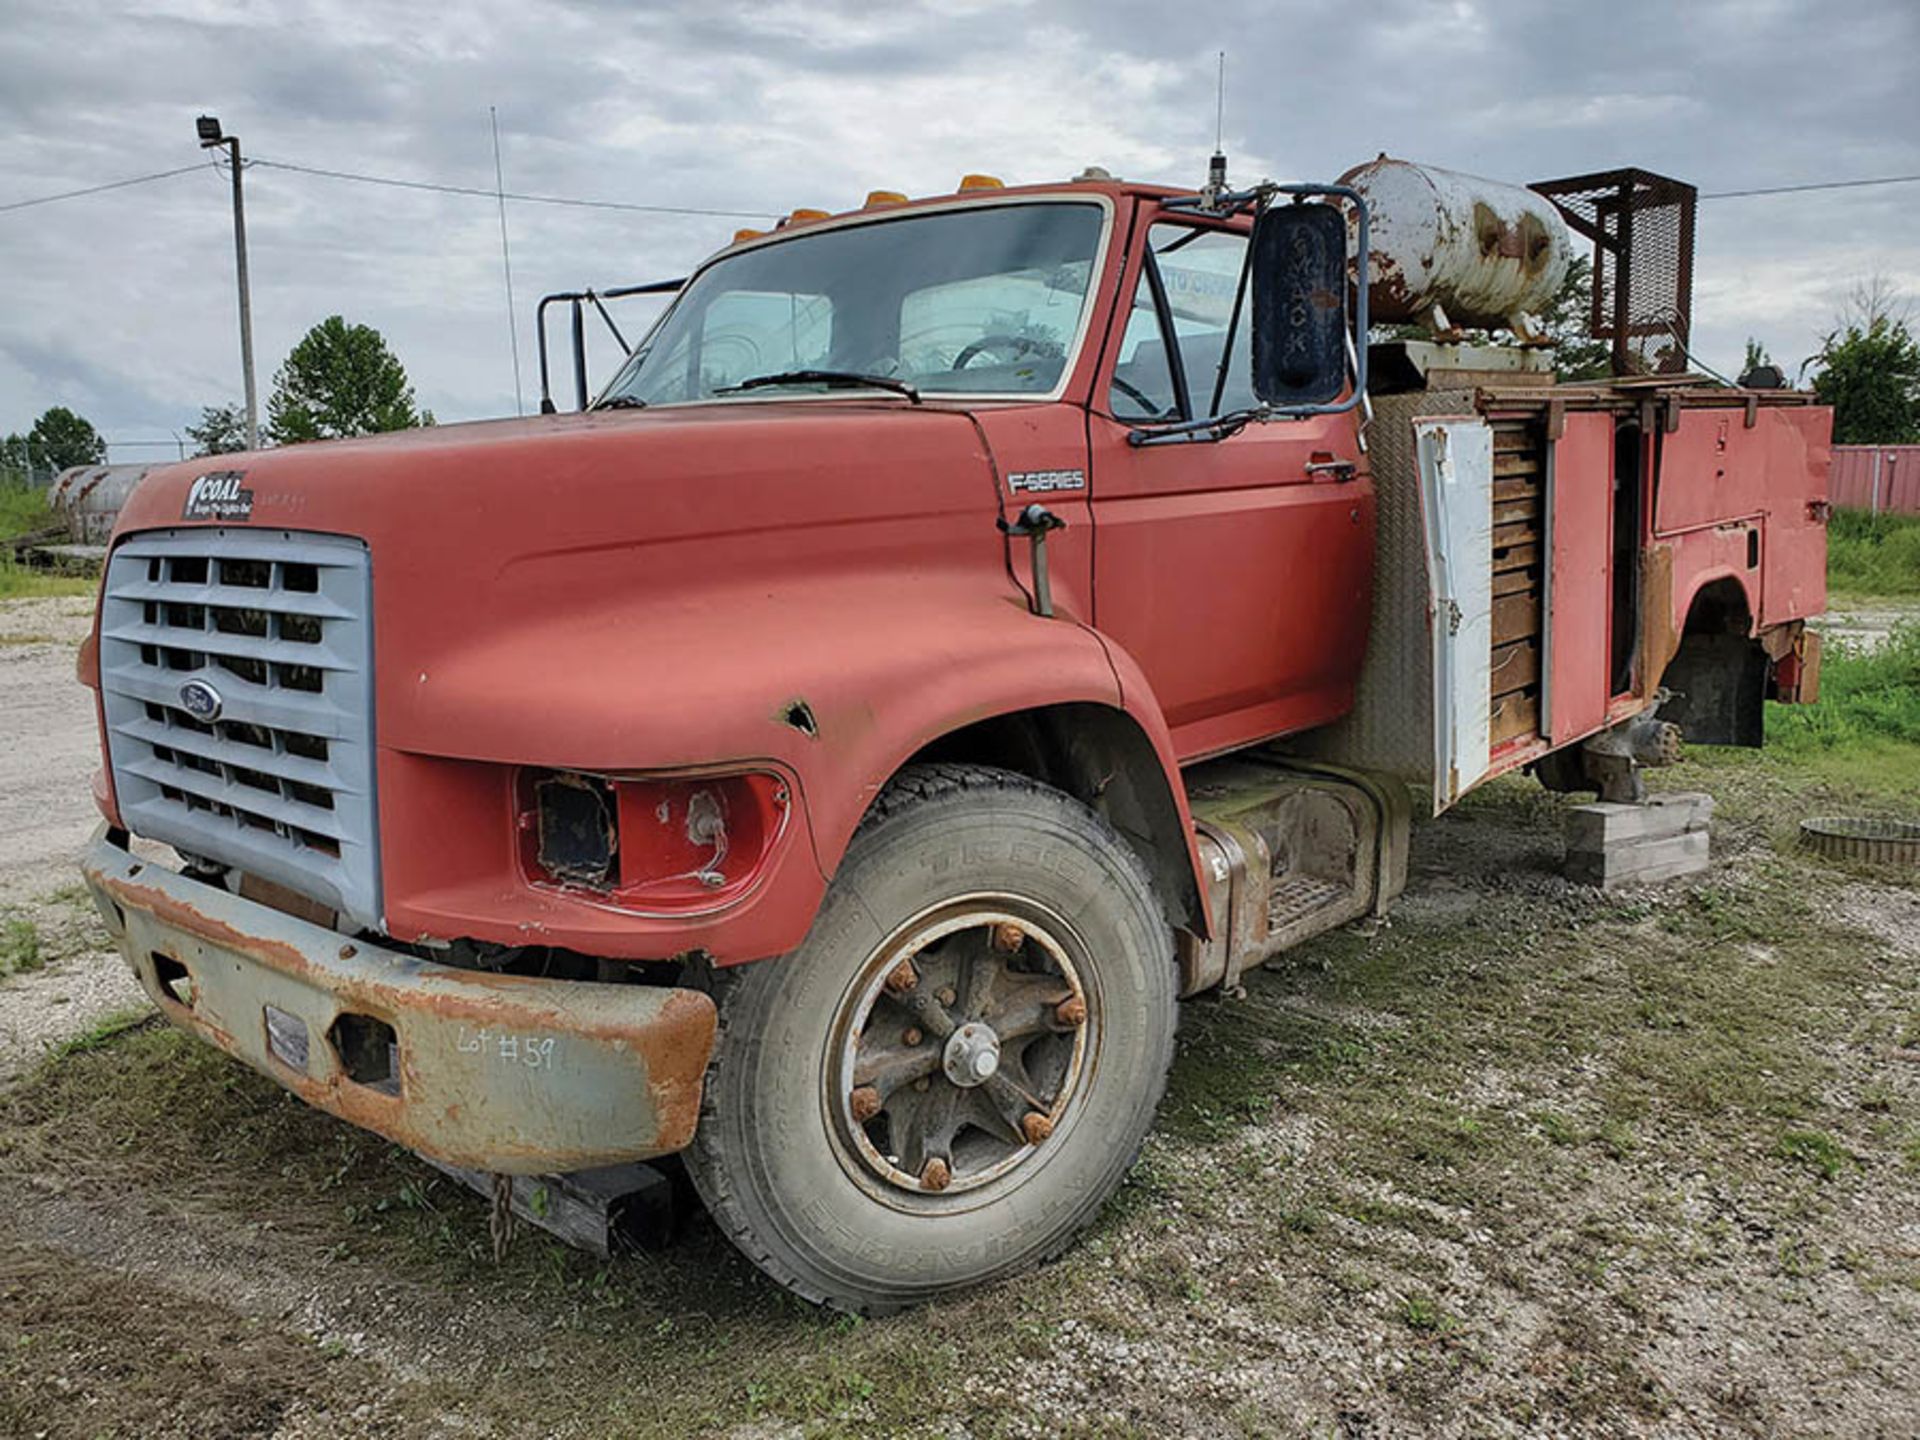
[197,115,259,451]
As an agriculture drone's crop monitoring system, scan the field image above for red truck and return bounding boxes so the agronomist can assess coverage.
[79,157,1827,1313]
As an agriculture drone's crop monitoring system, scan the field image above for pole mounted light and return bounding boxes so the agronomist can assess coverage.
[198,114,259,451]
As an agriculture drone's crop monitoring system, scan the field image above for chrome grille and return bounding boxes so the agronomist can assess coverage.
[99,529,379,928]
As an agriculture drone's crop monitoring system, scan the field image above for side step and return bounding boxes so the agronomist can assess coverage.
[1177,756,1411,997]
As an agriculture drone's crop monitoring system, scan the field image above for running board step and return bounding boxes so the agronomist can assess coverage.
[1176,757,1411,997]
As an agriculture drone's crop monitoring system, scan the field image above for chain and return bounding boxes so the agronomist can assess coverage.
[489,1172,515,1262]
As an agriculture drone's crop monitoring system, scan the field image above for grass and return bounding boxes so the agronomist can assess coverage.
[0,478,52,540]
[0,478,93,598]
[0,916,43,977]
[1767,621,1920,773]
[0,558,94,600]
[1826,508,1920,599]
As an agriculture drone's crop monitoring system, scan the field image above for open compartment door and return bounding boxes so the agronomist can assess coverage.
[1415,418,1494,812]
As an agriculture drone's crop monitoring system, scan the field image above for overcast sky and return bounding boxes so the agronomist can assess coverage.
[3,0,1917,456]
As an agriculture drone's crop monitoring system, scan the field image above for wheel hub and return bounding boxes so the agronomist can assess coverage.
[827,900,1091,1199]
[943,1022,1002,1087]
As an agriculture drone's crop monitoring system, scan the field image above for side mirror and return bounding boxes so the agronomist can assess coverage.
[1250,202,1349,408]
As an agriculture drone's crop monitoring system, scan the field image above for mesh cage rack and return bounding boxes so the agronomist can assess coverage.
[1531,168,1697,377]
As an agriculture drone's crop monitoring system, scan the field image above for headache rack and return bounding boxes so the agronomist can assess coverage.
[96,529,380,928]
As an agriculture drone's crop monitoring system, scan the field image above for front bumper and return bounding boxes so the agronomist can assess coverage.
[81,831,717,1175]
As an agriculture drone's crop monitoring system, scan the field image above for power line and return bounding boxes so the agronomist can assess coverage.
[0,161,212,214]
[1701,172,1920,200]
[238,154,776,220]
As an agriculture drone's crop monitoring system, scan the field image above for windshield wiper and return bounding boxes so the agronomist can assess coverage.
[592,394,648,410]
[716,370,921,404]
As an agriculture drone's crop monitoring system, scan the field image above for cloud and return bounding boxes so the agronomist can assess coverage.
[0,0,1915,444]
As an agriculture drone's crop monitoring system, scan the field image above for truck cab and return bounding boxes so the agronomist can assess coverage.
[79,161,1827,1314]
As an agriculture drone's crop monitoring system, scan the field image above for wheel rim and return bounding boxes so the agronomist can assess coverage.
[826,895,1092,1200]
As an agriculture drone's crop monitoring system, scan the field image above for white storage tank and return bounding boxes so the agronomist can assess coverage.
[1341,157,1571,332]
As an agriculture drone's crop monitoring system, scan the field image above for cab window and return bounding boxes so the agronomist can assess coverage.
[1106,223,1257,421]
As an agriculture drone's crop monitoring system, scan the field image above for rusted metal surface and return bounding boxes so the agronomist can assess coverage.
[81,831,716,1175]
[49,464,153,542]
[1530,169,1696,377]
[830,899,1087,1198]
[1340,159,1570,332]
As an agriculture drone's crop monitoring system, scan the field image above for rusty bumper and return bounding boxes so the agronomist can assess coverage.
[81,832,717,1175]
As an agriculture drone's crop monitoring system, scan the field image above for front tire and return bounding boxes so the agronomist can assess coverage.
[685,763,1177,1314]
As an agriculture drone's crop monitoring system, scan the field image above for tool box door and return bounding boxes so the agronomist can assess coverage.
[1415,418,1494,812]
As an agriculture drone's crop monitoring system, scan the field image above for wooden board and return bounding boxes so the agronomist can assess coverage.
[1493,567,1539,597]
[1494,541,1540,574]
[1492,495,1541,527]
[1490,639,1539,695]
[1490,688,1540,746]
[1492,520,1541,553]
[1493,588,1541,646]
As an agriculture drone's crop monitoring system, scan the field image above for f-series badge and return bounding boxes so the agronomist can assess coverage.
[182,470,254,521]
[1007,468,1086,494]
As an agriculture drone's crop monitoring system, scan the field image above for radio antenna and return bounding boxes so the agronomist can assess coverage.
[1214,51,1226,154]
[1204,51,1228,205]
[491,106,525,417]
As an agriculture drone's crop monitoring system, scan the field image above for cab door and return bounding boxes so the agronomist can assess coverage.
[1089,216,1373,762]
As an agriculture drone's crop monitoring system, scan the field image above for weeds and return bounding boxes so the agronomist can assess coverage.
[0,916,43,977]
[1826,508,1920,598]
[0,479,52,540]
[1775,1129,1852,1181]
[1769,622,1920,756]
[0,559,94,600]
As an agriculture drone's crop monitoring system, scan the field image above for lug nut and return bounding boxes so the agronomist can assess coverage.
[914,1077,931,1092]
[849,1086,882,1123]
[903,1027,922,1046]
[991,922,1025,953]
[885,961,918,993]
[1055,997,1087,1027]
[921,1157,951,1191]
[338,944,357,960]
[1022,1112,1054,1145]
[936,986,957,1007]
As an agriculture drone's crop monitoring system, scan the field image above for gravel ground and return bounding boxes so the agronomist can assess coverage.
[1810,598,1920,653]
[1,591,1916,1438]
[0,595,149,1077]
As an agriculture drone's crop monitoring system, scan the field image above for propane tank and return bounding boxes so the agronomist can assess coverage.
[1340,157,1571,336]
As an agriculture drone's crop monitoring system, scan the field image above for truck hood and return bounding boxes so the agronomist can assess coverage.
[109,402,1020,760]
[114,402,993,543]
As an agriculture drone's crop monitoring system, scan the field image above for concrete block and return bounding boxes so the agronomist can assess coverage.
[1566,828,1710,889]
[1564,792,1713,851]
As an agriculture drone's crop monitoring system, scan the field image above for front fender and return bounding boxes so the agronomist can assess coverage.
[380,568,1203,961]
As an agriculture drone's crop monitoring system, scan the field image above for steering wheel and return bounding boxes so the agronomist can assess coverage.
[951,334,1049,370]
[1110,375,1167,418]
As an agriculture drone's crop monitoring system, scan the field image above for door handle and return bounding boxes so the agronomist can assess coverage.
[1305,459,1357,481]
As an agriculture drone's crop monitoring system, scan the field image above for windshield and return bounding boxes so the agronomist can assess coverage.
[598,202,1107,406]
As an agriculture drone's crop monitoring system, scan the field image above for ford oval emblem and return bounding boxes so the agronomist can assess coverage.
[178,679,224,723]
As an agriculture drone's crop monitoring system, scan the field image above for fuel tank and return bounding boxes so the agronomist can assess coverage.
[1340,157,1571,331]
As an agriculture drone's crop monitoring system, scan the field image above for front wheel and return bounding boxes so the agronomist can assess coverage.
[685,763,1178,1313]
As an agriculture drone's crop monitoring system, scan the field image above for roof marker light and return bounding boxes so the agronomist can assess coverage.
[733,227,765,243]
[959,174,1004,191]
[864,189,908,207]
[786,207,831,225]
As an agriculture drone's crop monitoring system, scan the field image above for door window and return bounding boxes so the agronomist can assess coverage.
[1106,223,1258,421]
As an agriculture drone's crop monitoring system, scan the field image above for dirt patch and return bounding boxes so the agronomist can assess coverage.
[0,1240,419,1440]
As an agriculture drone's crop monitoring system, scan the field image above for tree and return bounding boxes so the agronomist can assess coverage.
[266,317,433,444]
[185,402,250,456]
[2,406,107,484]
[1536,255,1613,381]
[1805,281,1920,445]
